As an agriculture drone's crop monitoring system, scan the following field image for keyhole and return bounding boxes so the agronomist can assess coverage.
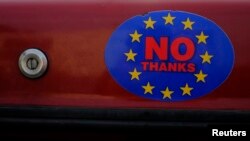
[27,58,38,70]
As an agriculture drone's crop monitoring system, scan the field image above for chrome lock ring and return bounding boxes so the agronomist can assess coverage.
[19,48,48,79]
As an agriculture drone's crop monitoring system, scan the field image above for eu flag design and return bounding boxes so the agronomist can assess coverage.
[105,10,234,101]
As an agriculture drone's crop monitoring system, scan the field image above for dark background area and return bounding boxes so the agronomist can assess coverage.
[0,107,249,140]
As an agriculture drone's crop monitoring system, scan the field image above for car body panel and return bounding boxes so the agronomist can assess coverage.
[0,0,249,110]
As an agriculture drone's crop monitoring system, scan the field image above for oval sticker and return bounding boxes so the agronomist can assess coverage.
[105,10,234,101]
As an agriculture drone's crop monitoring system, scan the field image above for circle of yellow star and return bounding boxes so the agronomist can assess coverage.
[196,31,209,44]
[129,30,142,42]
[162,13,176,25]
[200,51,213,64]
[124,49,137,62]
[143,17,156,29]
[180,83,193,96]
[161,87,174,99]
[129,68,142,80]
[182,18,195,30]
[142,82,155,94]
[194,70,208,83]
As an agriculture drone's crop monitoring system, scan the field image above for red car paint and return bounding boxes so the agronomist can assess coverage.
[0,1,249,110]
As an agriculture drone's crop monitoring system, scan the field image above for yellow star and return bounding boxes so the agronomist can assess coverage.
[142,82,155,94]
[129,30,142,42]
[162,13,176,25]
[124,49,137,62]
[129,68,142,80]
[194,70,208,83]
[180,83,193,96]
[143,17,156,29]
[161,87,174,99]
[182,18,195,30]
[200,51,213,64]
[196,31,209,44]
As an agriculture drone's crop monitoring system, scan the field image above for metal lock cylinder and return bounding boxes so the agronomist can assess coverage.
[19,49,48,79]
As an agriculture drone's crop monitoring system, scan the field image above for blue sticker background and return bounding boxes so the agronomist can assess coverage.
[105,10,234,101]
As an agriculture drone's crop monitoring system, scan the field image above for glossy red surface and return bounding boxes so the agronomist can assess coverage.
[0,1,249,110]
